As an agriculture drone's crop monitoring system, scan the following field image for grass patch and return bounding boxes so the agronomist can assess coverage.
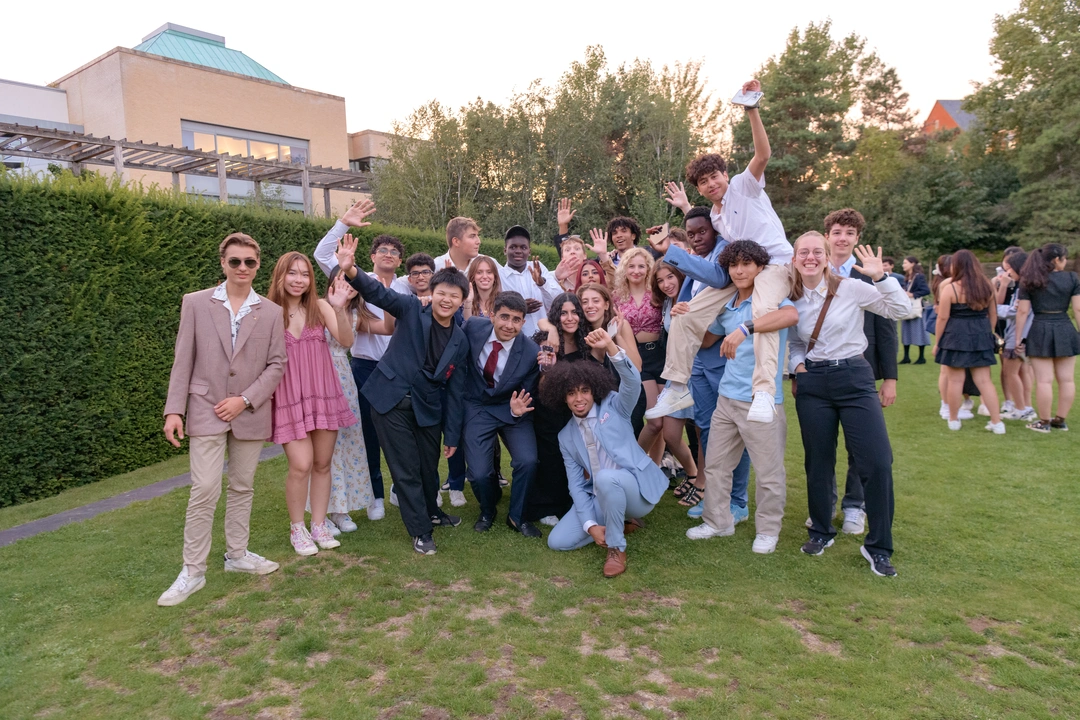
[1,360,1078,718]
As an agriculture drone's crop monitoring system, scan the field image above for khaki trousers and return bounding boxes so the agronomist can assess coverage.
[662,263,791,395]
[182,432,264,576]
[702,394,787,536]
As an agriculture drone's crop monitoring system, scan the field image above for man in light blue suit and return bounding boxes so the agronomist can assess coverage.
[541,329,667,578]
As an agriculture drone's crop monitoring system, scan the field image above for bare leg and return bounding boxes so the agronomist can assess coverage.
[1031,357,1056,420]
[1001,357,1023,407]
[946,367,966,421]
[662,417,697,478]
[1021,361,1034,407]
[938,365,949,408]
[648,434,666,465]
[1053,356,1077,418]
[637,379,662,453]
[284,437,314,524]
[307,429,338,527]
[969,367,1001,423]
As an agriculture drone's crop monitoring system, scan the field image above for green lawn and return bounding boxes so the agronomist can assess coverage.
[2,360,1078,719]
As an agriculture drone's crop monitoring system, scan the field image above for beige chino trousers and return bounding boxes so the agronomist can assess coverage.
[182,432,264,576]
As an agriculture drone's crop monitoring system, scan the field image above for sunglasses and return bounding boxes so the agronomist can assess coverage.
[227,257,259,268]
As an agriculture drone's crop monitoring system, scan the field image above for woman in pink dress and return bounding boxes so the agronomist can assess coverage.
[268,252,357,556]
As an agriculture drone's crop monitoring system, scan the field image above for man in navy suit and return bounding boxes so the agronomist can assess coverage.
[336,234,469,556]
[541,329,668,578]
[460,291,543,537]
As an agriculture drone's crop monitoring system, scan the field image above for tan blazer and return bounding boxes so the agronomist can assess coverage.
[164,287,287,440]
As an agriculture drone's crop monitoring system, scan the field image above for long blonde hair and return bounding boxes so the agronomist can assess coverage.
[268,252,324,329]
[613,247,659,306]
[467,255,503,317]
[788,231,843,302]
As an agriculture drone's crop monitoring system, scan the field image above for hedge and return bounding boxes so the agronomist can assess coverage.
[0,172,558,507]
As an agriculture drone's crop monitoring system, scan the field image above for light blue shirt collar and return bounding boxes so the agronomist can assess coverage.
[831,255,857,278]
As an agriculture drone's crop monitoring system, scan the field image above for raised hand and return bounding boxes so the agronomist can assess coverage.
[588,228,609,257]
[663,181,691,213]
[530,256,546,286]
[509,390,535,417]
[853,244,885,281]
[327,273,352,308]
[537,347,557,370]
[555,253,584,284]
[646,223,670,254]
[557,198,576,233]
[742,78,762,94]
[336,233,359,274]
[341,198,376,228]
[584,328,616,356]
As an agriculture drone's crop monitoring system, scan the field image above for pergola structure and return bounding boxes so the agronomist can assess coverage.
[0,121,371,217]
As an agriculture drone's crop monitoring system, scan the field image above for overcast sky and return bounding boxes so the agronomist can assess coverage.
[3,0,1018,134]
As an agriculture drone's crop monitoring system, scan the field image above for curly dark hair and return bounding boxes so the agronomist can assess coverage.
[606,216,641,244]
[685,154,728,186]
[539,357,618,410]
[718,240,771,269]
[684,206,712,224]
[823,208,866,236]
[541,292,590,358]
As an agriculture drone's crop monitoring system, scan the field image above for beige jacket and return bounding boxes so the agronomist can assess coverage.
[164,287,287,440]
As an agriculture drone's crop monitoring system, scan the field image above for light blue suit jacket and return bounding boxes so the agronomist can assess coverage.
[557,352,669,529]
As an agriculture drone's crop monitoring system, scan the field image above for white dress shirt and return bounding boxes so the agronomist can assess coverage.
[498,262,561,338]
[477,330,516,386]
[710,168,793,265]
[313,220,411,360]
[576,404,622,533]
[211,282,260,351]
[788,275,909,371]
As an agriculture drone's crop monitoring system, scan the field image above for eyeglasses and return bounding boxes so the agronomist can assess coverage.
[409,269,433,278]
[227,257,259,268]
[375,247,401,258]
[796,249,826,259]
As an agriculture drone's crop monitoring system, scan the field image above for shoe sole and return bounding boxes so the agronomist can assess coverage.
[314,541,341,549]
[801,539,835,556]
[686,526,735,540]
[224,563,280,575]
[861,545,897,577]
[841,522,865,534]
[157,577,206,606]
[414,545,437,555]
[292,545,319,556]
[644,397,695,420]
[752,546,777,554]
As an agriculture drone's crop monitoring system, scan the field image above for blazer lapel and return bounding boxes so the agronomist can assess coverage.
[210,297,234,359]
[232,300,262,358]
[433,329,464,381]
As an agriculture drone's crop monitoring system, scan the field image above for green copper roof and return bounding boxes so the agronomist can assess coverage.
[134,27,287,84]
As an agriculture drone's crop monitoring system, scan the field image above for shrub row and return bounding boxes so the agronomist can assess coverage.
[0,172,557,506]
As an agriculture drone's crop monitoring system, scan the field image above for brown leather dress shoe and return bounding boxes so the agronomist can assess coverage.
[603,547,627,578]
[623,518,645,535]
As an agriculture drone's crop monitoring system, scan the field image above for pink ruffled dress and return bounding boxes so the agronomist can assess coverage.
[272,325,357,444]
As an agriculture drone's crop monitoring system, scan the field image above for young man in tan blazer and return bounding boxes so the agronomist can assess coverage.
[158,233,288,607]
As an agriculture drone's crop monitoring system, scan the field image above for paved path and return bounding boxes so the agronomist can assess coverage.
[0,445,283,548]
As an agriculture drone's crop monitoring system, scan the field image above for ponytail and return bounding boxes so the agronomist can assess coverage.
[1019,243,1066,292]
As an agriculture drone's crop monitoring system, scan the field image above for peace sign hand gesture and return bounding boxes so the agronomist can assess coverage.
[853,244,886,281]
[510,390,535,417]
[341,198,376,228]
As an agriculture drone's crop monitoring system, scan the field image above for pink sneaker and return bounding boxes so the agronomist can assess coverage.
[290,523,318,556]
[310,521,341,550]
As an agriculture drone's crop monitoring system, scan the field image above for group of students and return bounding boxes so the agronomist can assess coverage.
[155,80,1079,607]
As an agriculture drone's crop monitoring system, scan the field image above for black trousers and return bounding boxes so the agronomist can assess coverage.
[464,409,538,524]
[370,395,442,538]
[351,357,385,499]
[795,357,895,556]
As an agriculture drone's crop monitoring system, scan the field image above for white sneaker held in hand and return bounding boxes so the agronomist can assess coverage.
[158,568,206,607]
[224,551,280,575]
[644,384,695,420]
[746,391,776,423]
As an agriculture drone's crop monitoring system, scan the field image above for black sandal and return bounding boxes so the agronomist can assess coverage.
[678,484,704,507]
[672,476,697,498]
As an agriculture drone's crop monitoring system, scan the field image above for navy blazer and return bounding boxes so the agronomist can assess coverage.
[462,317,540,425]
[346,270,469,446]
[557,352,669,529]
[851,266,899,382]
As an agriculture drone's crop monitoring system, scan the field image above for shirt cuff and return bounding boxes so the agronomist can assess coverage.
[583,520,598,533]
[330,220,350,239]
[608,348,627,362]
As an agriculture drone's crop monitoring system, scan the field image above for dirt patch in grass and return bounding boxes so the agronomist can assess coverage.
[448,579,472,592]
[374,608,429,640]
[467,593,534,622]
[562,607,581,617]
[81,673,132,695]
[620,590,682,608]
[531,691,585,719]
[782,618,842,657]
[305,651,332,668]
[403,579,439,592]
[550,576,572,588]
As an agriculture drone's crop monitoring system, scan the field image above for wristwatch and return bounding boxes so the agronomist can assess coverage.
[241,395,252,410]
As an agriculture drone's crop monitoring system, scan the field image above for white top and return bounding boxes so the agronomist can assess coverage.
[710,168,793,265]
[313,220,410,360]
[788,276,909,370]
[211,282,260,350]
[432,250,471,273]
[477,330,516,386]
[576,404,621,533]
[497,262,561,338]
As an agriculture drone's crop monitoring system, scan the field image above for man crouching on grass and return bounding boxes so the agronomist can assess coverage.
[542,329,667,578]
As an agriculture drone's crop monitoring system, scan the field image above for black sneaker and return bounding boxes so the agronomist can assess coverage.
[800,537,834,556]
[1027,419,1052,434]
[861,546,897,577]
[430,511,462,528]
[1051,416,1069,432]
[413,534,436,555]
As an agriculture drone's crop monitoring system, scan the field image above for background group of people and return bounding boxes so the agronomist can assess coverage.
[156,80,1080,606]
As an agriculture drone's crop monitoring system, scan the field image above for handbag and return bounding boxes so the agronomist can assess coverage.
[902,279,924,320]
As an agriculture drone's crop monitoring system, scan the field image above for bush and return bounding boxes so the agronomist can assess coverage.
[0,171,557,507]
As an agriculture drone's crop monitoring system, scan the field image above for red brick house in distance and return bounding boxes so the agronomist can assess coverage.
[923,100,977,134]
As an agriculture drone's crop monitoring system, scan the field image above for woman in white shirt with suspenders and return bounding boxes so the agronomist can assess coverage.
[788,231,909,577]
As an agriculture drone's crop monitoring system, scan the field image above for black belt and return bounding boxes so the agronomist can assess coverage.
[804,357,862,369]
[638,341,659,351]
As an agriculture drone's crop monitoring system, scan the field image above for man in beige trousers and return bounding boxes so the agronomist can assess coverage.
[158,233,287,607]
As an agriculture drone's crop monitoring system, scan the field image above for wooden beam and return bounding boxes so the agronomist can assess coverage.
[217,158,228,204]
[172,171,180,191]
[323,187,331,218]
[301,166,312,217]
[112,143,124,179]
[71,144,115,162]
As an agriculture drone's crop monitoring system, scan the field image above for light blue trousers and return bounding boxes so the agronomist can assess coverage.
[547,469,655,552]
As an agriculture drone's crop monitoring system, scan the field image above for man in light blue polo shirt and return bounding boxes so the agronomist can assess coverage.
[686,240,798,555]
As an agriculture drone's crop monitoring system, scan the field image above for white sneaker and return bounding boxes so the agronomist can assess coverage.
[389,487,399,507]
[686,523,735,540]
[746,391,776,423]
[1019,408,1037,422]
[644,384,695,420]
[325,518,342,537]
[752,534,779,554]
[539,515,559,526]
[311,521,341,550]
[1001,400,1015,414]
[441,481,450,491]
[436,490,443,508]
[958,408,974,420]
[157,568,206,607]
[961,398,974,413]
[939,401,949,419]
[1002,408,1026,421]
[367,498,385,521]
[449,490,467,507]
[841,508,866,534]
[947,420,962,431]
[977,403,991,417]
[328,513,358,533]
[290,523,319,556]
[224,551,280,575]
[985,421,1006,435]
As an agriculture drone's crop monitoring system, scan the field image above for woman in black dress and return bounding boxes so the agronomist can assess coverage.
[1014,243,1080,433]
[934,249,1004,433]
[900,256,931,364]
